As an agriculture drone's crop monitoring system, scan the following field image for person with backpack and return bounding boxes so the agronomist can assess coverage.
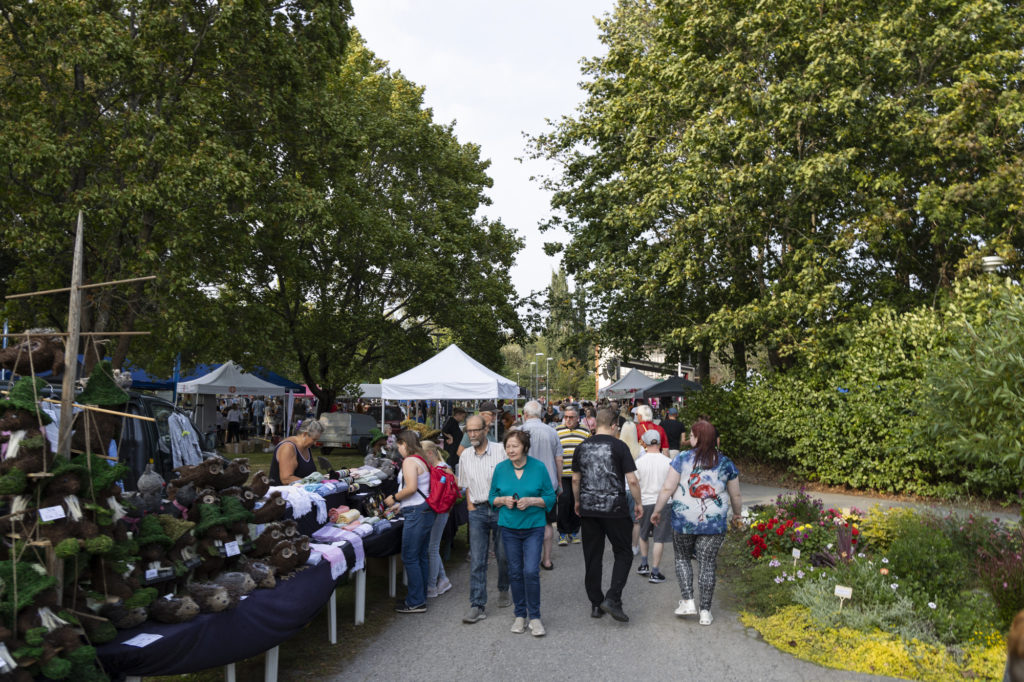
[384,430,436,613]
[421,441,455,599]
[489,429,556,637]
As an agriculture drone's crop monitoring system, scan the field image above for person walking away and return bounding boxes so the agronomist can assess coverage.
[252,397,266,437]
[384,431,436,613]
[226,403,241,444]
[633,405,668,457]
[421,442,454,599]
[216,408,227,447]
[555,405,589,546]
[618,420,644,554]
[573,408,642,622]
[516,400,562,570]
[651,419,742,625]
[489,430,556,636]
[634,430,672,583]
[458,415,510,623]
[660,407,686,456]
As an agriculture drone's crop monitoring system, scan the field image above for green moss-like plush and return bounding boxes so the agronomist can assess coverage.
[41,655,72,679]
[0,468,27,495]
[220,496,253,525]
[75,361,128,407]
[82,619,116,644]
[124,587,158,608]
[82,535,114,555]
[54,538,81,559]
[137,515,173,548]
[66,644,95,665]
[24,627,47,646]
[0,561,58,622]
[11,644,43,661]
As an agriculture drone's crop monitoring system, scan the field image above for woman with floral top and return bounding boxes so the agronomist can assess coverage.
[651,419,742,625]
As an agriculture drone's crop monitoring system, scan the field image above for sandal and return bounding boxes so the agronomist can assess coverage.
[541,561,554,570]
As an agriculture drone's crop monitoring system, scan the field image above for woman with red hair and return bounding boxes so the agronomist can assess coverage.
[651,419,742,625]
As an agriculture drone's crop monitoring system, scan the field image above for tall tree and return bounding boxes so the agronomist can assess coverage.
[532,0,1024,380]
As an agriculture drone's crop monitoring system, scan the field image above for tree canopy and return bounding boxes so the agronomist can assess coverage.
[532,0,1024,382]
[1,2,522,398]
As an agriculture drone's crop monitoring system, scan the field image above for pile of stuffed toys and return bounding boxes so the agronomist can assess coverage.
[0,376,315,681]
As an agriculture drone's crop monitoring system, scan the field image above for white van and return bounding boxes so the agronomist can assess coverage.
[317,411,378,455]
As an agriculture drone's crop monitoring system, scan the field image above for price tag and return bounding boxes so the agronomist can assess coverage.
[834,585,853,599]
[38,506,65,522]
[330,561,345,580]
[239,595,248,600]
[792,548,801,559]
[123,633,162,648]
[145,569,159,581]
[224,541,240,557]
[164,593,174,601]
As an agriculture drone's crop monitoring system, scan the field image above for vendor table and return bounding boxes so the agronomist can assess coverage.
[98,561,336,680]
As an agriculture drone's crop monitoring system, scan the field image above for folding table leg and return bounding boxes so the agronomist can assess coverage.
[126,677,142,682]
[328,589,337,644]
[225,662,236,682]
[354,568,366,625]
[388,555,397,598]
[264,645,279,682]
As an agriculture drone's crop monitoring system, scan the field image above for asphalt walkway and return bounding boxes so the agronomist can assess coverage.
[323,481,980,681]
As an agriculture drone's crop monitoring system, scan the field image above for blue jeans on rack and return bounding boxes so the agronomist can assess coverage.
[400,502,435,607]
[468,505,509,609]
[502,525,545,620]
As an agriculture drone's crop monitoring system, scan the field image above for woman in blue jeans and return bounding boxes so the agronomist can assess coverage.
[421,441,452,598]
[384,430,436,613]
[489,429,556,636]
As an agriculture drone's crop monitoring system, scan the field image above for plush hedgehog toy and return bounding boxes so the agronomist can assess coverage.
[186,583,231,613]
[237,558,277,589]
[149,595,200,624]
[211,572,256,608]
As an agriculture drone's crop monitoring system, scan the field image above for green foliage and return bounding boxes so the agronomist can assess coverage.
[858,505,923,554]
[886,515,970,605]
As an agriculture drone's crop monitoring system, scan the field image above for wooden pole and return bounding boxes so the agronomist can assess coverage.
[4,275,156,300]
[58,211,85,458]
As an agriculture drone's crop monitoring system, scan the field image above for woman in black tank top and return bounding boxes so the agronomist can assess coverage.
[269,418,325,485]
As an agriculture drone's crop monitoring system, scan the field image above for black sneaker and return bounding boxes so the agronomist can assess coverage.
[599,598,629,622]
[636,562,650,576]
[648,569,666,583]
[395,602,427,613]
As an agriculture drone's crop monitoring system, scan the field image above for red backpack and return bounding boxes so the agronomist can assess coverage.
[410,455,459,513]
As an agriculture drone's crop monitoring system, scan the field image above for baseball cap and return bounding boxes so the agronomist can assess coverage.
[667,407,678,415]
[479,400,498,412]
[641,429,661,445]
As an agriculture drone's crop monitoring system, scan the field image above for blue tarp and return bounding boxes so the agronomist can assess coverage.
[127,363,304,392]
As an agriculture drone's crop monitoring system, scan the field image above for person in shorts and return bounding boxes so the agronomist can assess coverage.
[634,429,672,582]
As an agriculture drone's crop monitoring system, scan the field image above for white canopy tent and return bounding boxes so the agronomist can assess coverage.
[177,361,287,396]
[598,368,659,399]
[382,344,518,400]
[381,345,518,436]
[359,384,381,399]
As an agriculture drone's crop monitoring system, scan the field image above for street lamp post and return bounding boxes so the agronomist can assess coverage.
[535,352,544,401]
[545,357,552,403]
[530,361,536,399]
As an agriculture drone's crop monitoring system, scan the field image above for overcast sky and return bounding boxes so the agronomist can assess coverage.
[349,1,616,301]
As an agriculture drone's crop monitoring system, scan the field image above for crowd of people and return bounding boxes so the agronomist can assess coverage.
[381,398,741,637]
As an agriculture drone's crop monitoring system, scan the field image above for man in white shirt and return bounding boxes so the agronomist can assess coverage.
[457,415,509,623]
[517,400,562,570]
[635,429,672,583]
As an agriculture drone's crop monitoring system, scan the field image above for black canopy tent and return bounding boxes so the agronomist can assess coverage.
[642,375,702,398]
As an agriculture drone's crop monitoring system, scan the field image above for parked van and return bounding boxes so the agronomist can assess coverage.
[317,411,377,455]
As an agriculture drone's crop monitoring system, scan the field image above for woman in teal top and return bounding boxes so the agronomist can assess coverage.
[489,429,556,637]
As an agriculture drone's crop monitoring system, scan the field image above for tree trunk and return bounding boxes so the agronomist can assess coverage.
[732,340,747,382]
[698,349,711,385]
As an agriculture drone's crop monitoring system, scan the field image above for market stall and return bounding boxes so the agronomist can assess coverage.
[597,368,659,399]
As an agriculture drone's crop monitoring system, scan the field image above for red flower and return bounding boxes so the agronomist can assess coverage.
[851,528,860,536]
[851,538,858,545]
[776,527,785,536]
[785,519,795,528]
[757,523,766,531]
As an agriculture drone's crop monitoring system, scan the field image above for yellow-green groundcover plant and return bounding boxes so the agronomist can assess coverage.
[742,605,1006,680]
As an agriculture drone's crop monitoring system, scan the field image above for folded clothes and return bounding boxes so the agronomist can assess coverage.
[268,485,327,525]
[311,543,348,577]
[297,471,328,485]
[342,520,362,532]
[312,526,348,543]
[373,519,392,535]
[335,530,364,571]
[335,509,360,525]
[350,523,373,538]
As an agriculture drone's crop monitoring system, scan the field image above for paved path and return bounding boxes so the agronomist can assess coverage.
[328,525,892,680]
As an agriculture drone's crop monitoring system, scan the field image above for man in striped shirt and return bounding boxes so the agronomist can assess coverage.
[555,405,590,545]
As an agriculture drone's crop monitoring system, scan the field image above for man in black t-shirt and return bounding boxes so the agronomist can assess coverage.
[572,408,642,622]
[660,407,687,455]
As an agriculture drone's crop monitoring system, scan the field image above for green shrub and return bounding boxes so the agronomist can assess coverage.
[925,590,1001,646]
[886,514,970,604]
[858,505,922,554]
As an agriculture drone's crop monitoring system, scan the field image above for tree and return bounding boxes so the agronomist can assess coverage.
[216,36,523,411]
[532,0,1024,382]
[0,0,353,373]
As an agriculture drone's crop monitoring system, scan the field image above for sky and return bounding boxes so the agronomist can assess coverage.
[348,1,617,301]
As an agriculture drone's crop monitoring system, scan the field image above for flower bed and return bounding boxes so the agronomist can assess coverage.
[729,490,1022,680]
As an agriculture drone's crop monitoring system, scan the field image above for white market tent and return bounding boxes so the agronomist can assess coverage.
[381,344,518,400]
[598,368,659,399]
[359,384,382,399]
[177,361,286,396]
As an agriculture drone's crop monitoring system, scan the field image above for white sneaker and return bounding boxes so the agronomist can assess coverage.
[426,587,438,598]
[436,577,453,595]
[699,609,713,625]
[510,617,526,633]
[529,618,545,637]
[674,599,697,616]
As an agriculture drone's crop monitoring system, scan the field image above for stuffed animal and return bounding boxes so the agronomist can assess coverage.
[238,559,276,589]
[0,333,64,376]
[251,522,286,557]
[212,458,250,490]
[249,470,270,498]
[293,536,311,566]
[98,602,148,629]
[187,488,220,523]
[266,540,300,577]
[148,595,200,624]
[251,491,286,524]
[173,459,225,491]
[211,572,256,607]
[186,582,231,613]
[69,361,129,454]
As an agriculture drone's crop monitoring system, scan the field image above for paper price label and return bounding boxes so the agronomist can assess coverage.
[145,569,159,581]
[224,541,240,557]
[164,593,174,601]
[38,506,65,522]
[330,561,345,580]
[834,585,853,599]
[240,595,248,600]
[791,548,801,559]
[123,633,162,648]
